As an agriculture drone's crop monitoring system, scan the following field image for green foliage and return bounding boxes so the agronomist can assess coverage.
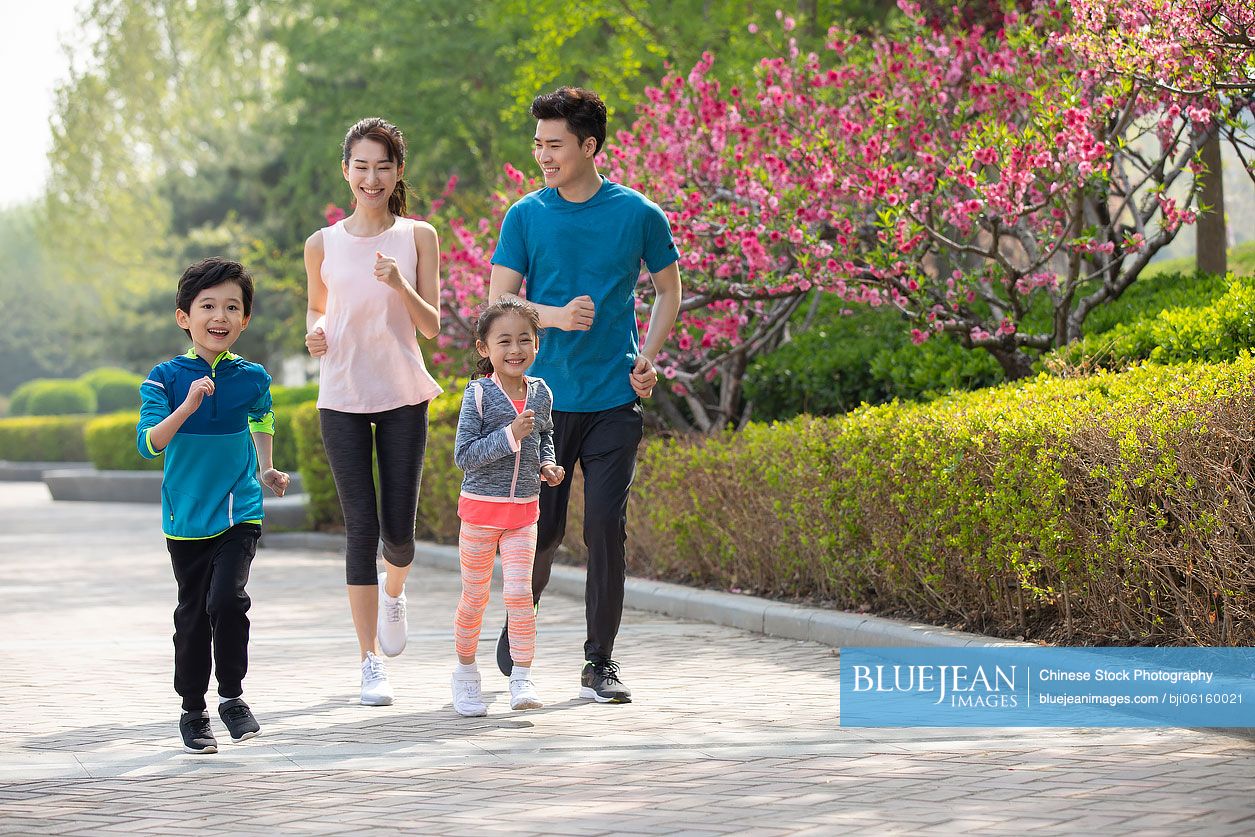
[84,413,162,471]
[1054,273,1255,369]
[626,356,1255,644]
[79,368,143,413]
[271,401,309,476]
[9,379,98,416]
[0,416,91,462]
[270,384,320,408]
[744,296,1004,420]
[291,402,341,529]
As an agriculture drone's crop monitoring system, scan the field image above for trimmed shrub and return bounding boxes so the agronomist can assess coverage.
[271,383,319,407]
[615,357,1255,646]
[0,415,90,461]
[1053,274,1255,370]
[9,379,97,416]
[292,402,341,529]
[79,368,143,413]
[85,412,162,471]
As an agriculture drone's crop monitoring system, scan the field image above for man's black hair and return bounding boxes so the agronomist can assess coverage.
[531,87,608,155]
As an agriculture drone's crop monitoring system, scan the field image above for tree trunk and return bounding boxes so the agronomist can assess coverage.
[986,346,1036,380]
[1197,131,1228,276]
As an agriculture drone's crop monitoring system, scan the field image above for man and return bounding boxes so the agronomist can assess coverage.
[489,86,682,703]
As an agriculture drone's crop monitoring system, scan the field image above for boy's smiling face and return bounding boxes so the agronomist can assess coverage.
[175,280,250,361]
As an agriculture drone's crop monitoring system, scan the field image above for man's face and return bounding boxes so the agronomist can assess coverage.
[533,118,595,190]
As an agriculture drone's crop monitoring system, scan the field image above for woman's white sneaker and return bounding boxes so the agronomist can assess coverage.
[509,678,543,710]
[360,652,394,706]
[376,572,407,657]
[451,670,487,717]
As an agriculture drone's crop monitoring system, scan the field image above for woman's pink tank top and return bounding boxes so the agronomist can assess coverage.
[316,217,443,413]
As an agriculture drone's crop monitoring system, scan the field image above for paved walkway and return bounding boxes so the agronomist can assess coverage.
[1,482,1253,835]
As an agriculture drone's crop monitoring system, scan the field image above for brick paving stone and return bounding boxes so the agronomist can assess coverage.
[2,482,1255,835]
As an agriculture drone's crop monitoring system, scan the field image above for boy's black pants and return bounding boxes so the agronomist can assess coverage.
[167,522,260,712]
[533,401,643,662]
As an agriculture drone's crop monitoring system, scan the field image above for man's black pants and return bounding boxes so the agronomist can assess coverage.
[167,522,260,712]
[533,401,643,662]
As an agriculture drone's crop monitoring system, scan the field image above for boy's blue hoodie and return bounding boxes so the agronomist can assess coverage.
[136,349,275,540]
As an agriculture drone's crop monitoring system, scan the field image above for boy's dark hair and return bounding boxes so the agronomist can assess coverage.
[473,297,542,379]
[176,258,255,318]
[531,87,607,155]
[343,117,409,217]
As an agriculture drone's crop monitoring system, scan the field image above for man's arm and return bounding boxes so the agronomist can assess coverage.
[631,262,682,398]
[488,264,594,331]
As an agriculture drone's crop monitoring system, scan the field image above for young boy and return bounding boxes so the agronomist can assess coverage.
[136,257,290,754]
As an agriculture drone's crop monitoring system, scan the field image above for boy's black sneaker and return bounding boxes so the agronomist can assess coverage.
[179,710,218,754]
[495,622,512,676]
[495,603,539,677]
[580,659,632,703]
[217,698,261,742]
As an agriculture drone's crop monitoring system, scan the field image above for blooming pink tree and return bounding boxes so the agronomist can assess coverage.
[597,0,1255,431]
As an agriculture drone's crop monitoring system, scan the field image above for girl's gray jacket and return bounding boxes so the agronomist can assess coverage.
[454,373,556,503]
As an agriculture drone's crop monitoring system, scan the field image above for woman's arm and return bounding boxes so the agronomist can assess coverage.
[304,231,328,357]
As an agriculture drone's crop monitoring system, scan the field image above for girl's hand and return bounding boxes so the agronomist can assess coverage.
[260,468,291,497]
[305,327,327,357]
[182,376,215,413]
[540,464,565,487]
[374,251,404,290]
[510,409,535,441]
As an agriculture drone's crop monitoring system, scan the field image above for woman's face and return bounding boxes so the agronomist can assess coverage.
[342,137,400,209]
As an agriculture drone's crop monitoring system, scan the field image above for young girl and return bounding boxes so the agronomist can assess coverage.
[451,298,565,716]
[304,117,442,706]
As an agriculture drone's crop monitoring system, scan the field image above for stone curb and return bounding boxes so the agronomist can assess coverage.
[262,531,1027,649]
[0,461,93,482]
[39,467,305,506]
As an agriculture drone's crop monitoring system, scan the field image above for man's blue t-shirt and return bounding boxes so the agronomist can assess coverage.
[491,177,679,412]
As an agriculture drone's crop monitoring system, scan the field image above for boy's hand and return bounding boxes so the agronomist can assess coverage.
[510,409,535,441]
[540,463,565,487]
[558,295,595,331]
[630,355,658,398]
[305,327,327,357]
[182,376,215,413]
[260,468,291,497]
[374,251,404,290]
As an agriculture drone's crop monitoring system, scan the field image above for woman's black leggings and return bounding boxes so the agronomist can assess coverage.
[319,402,429,585]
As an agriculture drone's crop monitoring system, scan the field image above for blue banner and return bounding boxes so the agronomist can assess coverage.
[839,647,1255,727]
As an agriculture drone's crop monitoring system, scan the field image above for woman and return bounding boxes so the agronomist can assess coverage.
[304,117,442,706]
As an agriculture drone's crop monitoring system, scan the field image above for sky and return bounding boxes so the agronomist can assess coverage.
[0,0,84,208]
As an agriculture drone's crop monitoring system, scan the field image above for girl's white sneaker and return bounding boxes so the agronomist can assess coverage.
[452,671,487,717]
[509,678,543,710]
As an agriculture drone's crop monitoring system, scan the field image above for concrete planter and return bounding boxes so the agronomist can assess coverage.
[0,461,93,482]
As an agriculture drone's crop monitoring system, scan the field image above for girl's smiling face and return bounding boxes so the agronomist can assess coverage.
[175,281,250,360]
[342,137,400,209]
[477,312,537,381]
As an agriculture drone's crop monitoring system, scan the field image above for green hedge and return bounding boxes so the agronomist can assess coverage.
[618,356,1255,645]
[1054,274,1255,370]
[79,368,143,413]
[0,416,91,461]
[9,379,97,416]
[271,383,319,407]
[85,412,162,471]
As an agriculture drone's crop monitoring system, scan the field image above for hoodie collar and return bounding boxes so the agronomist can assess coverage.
[184,347,239,369]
